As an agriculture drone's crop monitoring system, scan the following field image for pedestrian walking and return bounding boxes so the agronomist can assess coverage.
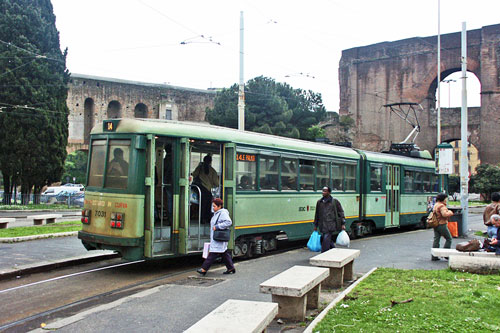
[431,193,454,261]
[313,186,345,252]
[197,198,235,275]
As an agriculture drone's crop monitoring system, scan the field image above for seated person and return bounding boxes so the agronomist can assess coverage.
[486,215,500,250]
[237,175,252,190]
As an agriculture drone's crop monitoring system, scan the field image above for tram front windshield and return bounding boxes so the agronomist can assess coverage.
[88,139,131,189]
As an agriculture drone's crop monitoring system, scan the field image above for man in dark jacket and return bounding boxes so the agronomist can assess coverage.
[313,186,345,252]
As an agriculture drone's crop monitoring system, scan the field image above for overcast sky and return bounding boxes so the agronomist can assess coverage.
[51,0,499,111]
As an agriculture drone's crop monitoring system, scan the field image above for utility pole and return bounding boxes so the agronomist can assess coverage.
[238,11,245,131]
[460,22,469,235]
[437,0,441,146]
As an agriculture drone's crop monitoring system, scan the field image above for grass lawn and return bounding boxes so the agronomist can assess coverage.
[314,268,500,332]
[448,201,487,207]
[0,221,82,238]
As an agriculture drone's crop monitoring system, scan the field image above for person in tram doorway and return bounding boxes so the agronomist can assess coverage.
[431,193,454,261]
[197,198,236,276]
[192,155,219,224]
[313,186,345,252]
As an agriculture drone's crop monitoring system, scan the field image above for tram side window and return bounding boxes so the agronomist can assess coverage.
[422,173,431,192]
[299,159,315,190]
[88,140,106,187]
[414,172,423,192]
[281,158,298,190]
[345,164,356,191]
[236,153,256,191]
[332,163,344,191]
[404,170,413,192]
[105,140,131,190]
[260,155,279,190]
[432,174,440,192]
[316,161,329,190]
[370,166,382,192]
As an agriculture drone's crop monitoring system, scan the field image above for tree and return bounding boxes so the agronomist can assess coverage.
[448,175,460,200]
[0,0,69,204]
[470,164,500,202]
[62,151,88,185]
[206,76,326,140]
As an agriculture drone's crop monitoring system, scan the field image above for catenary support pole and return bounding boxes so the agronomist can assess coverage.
[238,11,245,131]
[460,22,469,235]
[437,0,441,146]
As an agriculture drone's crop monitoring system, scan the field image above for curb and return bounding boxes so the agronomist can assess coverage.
[303,267,378,333]
[0,251,119,281]
[0,231,79,243]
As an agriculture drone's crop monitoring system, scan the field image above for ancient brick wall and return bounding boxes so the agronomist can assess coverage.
[67,74,215,152]
[339,24,500,164]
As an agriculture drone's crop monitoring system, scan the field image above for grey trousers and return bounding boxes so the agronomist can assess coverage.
[433,223,452,249]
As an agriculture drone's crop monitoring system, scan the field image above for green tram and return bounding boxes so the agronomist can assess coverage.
[79,119,444,260]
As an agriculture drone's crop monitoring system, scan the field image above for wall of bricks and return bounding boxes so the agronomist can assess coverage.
[67,74,216,152]
[339,24,500,164]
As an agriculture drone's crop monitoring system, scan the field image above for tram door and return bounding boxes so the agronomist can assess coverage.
[186,141,223,253]
[384,165,400,228]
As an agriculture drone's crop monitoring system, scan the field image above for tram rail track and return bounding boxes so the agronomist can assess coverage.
[0,241,305,332]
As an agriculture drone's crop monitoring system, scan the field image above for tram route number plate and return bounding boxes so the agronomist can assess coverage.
[95,210,107,218]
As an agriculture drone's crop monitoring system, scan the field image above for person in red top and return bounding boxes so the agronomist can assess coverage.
[431,193,454,261]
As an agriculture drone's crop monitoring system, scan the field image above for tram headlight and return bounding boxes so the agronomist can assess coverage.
[110,212,124,229]
[81,209,90,224]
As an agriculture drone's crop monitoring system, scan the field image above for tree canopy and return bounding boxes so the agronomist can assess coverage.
[0,0,69,203]
[205,76,326,140]
[470,164,500,202]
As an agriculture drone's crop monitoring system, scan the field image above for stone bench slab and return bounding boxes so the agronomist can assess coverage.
[259,265,329,297]
[31,214,62,225]
[309,248,360,268]
[432,248,497,258]
[0,218,15,229]
[310,248,361,288]
[449,255,500,274]
[185,299,278,333]
[31,214,62,220]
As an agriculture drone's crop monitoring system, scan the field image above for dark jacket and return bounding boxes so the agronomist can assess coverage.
[313,195,345,233]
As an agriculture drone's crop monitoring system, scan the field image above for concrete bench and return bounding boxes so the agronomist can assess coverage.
[31,214,62,225]
[309,248,361,288]
[449,255,500,274]
[185,299,278,333]
[431,248,497,258]
[0,218,15,229]
[259,265,329,321]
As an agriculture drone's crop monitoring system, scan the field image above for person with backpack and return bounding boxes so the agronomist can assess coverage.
[431,193,454,261]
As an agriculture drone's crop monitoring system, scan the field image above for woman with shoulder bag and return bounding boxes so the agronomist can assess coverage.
[197,198,236,276]
[431,193,454,261]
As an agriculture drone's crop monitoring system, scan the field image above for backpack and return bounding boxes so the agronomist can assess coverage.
[427,203,443,228]
[456,239,481,252]
[426,211,439,228]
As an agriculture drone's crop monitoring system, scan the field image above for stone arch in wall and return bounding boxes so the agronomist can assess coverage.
[107,100,122,119]
[134,103,148,118]
[83,98,94,144]
[339,24,500,165]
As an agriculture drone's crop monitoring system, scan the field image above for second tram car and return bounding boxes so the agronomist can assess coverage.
[79,119,444,260]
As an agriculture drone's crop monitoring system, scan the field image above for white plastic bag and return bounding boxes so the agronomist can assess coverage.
[336,230,350,247]
[202,242,210,258]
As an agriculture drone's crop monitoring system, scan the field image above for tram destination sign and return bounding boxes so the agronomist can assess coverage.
[236,153,256,162]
